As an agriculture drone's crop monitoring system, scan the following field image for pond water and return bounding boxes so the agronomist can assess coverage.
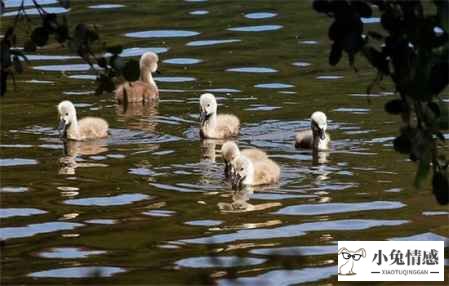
[1,0,448,285]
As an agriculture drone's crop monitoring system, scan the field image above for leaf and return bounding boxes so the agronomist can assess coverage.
[73,23,89,40]
[106,45,123,55]
[313,0,332,13]
[13,55,22,74]
[362,46,389,75]
[97,57,108,68]
[437,100,449,129]
[393,134,411,154]
[103,77,115,92]
[122,59,140,81]
[434,0,449,33]
[428,102,440,117]
[436,131,445,141]
[329,42,342,66]
[1,71,8,96]
[31,27,49,47]
[351,0,372,17]
[430,62,449,95]
[432,169,449,205]
[385,99,405,114]
[55,24,69,43]
[4,27,14,41]
[381,8,402,33]
[367,31,385,41]
[110,55,125,70]
[23,40,36,52]
[43,13,58,32]
[415,155,431,188]
[0,41,11,68]
[58,0,70,9]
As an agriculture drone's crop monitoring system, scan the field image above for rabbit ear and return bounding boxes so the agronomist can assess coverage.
[338,247,348,255]
[355,248,366,257]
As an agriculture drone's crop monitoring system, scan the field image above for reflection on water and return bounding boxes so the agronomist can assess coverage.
[64,193,151,206]
[175,256,266,268]
[250,245,337,256]
[37,247,106,259]
[180,219,408,244]
[218,265,336,286]
[189,10,208,15]
[0,222,84,240]
[3,6,68,17]
[218,189,282,213]
[274,201,406,216]
[0,158,38,167]
[186,39,241,47]
[228,25,283,32]
[28,266,126,278]
[88,4,125,9]
[125,30,200,38]
[226,67,278,73]
[0,208,47,218]
[59,140,108,175]
[163,58,203,65]
[245,12,277,19]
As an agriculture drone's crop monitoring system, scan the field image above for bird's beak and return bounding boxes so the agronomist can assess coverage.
[58,119,66,131]
[200,111,207,124]
[319,128,326,140]
[224,160,231,178]
[232,174,243,190]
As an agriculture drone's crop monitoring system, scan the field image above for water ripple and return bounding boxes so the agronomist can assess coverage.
[125,30,200,38]
[0,222,84,240]
[175,256,266,268]
[0,208,47,218]
[218,265,336,286]
[228,25,283,32]
[37,247,106,259]
[180,219,408,244]
[273,201,405,216]
[64,193,151,206]
[28,266,126,278]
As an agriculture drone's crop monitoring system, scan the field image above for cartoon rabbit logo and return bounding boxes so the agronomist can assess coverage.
[338,247,366,275]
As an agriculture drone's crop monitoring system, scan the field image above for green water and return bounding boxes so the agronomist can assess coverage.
[1,0,448,285]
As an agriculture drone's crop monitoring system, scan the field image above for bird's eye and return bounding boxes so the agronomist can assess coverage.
[65,113,68,116]
[240,168,244,171]
[207,104,210,107]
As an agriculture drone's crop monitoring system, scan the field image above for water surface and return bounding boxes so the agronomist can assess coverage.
[1,1,448,285]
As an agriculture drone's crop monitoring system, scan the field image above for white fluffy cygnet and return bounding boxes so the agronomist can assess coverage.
[221,141,267,178]
[115,51,160,103]
[199,93,240,139]
[57,100,109,141]
[232,155,280,189]
[295,111,330,151]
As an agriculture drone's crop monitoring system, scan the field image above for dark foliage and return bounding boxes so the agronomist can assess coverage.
[314,0,449,204]
[1,0,140,96]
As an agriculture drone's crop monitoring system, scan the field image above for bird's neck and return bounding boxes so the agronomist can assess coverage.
[141,67,157,88]
[67,118,80,140]
[205,113,217,129]
[313,132,328,150]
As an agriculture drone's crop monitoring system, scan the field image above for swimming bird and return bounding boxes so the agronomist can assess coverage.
[199,93,240,139]
[295,111,330,151]
[57,100,109,141]
[232,155,280,189]
[221,141,267,178]
[115,51,160,103]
